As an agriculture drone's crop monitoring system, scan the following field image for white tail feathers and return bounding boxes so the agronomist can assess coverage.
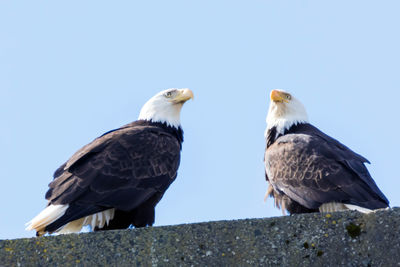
[25,204,69,233]
[58,209,115,234]
[344,204,373,213]
[26,205,116,235]
[56,218,86,234]
[319,202,373,213]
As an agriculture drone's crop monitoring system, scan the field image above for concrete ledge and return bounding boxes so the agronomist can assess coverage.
[1,208,400,266]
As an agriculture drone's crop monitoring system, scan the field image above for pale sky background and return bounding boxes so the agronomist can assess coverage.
[1,1,399,240]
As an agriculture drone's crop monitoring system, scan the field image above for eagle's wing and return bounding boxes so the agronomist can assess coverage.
[265,133,388,211]
[44,125,181,230]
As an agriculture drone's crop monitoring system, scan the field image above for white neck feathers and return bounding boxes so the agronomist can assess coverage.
[265,95,309,137]
[138,93,183,129]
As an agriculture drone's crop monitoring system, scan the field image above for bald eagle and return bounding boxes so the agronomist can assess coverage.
[264,89,389,214]
[26,88,194,236]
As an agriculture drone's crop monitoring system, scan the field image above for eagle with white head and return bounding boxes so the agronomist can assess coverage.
[26,88,193,236]
[264,89,389,214]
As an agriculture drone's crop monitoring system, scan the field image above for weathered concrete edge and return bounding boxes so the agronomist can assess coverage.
[1,208,400,266]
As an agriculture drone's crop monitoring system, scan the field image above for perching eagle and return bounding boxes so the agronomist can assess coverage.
[264,89,389,214]
[26,88,193,236]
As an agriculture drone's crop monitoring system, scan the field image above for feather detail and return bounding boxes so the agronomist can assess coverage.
[56,209,116,234]
[25,204,68,235]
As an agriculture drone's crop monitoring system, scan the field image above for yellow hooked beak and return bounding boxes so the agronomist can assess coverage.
[270,89,289,103]
[173,89,194,104]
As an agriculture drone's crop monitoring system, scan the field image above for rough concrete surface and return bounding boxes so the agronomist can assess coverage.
[1,208,400,266]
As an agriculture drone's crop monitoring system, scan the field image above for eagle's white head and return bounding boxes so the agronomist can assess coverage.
[138,88,194,128]
[266,89,309,136]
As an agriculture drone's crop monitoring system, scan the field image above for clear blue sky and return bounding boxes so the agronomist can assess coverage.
[1,1,399,239]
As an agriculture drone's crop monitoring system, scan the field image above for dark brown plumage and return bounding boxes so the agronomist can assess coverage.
[26,88,193,235]
[265,90,389,214]
[43,120,183,234]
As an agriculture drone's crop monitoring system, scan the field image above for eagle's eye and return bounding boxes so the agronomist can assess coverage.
[286,94,292,100]
[165,92,173,98]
